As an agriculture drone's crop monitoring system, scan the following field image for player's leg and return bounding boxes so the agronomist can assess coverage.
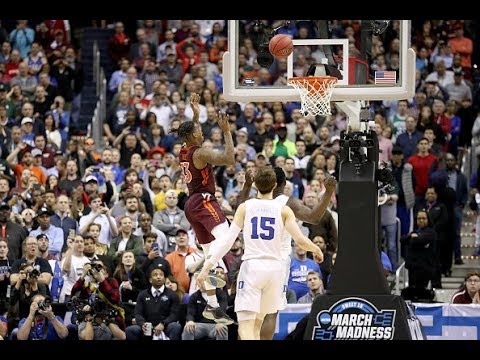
[191,194,233,323]
[258,260,284,340]
[260,257,290,339]
[201,241,226,288]
[254,313,266,340]
[260,312,278,340]
[190,223,232,323]
[237,313,257,340]
[235,260,263,340]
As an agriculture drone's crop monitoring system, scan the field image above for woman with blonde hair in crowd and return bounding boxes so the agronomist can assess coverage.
[21,208,38,233]
[87,223,107,256]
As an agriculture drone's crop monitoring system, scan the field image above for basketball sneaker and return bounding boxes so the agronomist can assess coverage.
[194,270,226,289]
[202,305,235,325]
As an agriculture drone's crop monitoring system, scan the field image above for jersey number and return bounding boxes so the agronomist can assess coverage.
[251,217,275,240]
[180,162,192,183]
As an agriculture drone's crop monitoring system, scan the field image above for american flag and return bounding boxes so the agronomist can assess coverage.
[375,71,397,85]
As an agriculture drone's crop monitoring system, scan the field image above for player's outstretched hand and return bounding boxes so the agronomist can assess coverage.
[216,111,230,133]
[313,249,324,264]
[190,93,200,118]
[324,176,337,193]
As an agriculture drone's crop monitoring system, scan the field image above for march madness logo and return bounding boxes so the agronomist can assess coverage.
[312,297,396,340]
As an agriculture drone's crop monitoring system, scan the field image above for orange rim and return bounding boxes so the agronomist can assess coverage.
[288,76,338,96]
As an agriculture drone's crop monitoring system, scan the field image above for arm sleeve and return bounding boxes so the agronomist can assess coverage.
[205,223,242,267]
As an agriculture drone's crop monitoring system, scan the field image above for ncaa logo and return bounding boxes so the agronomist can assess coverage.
[312,297,396,340]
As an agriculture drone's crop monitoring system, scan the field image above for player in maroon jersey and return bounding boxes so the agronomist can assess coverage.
[178,93,235,324]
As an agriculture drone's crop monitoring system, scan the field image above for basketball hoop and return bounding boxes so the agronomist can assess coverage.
[288,76,338,116]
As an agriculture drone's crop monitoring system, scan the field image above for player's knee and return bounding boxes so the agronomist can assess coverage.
[256,313,267,322]
[237,310,257,322]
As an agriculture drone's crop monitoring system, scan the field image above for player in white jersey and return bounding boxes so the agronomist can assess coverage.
[237,167,337,339]
[196,167,324,340]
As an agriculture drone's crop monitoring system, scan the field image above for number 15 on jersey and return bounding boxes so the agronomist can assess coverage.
[251,216,275,240]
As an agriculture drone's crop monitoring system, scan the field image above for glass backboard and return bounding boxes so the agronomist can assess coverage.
[223,20,415,102]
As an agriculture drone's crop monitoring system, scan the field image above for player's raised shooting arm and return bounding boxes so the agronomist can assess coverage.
[287,176,337,225]
[190,92,201,125]
[217,111,235,165]
[283,205,323,263]
[194,146,236,167]
[204,204,246,269]
[193,111,235,167]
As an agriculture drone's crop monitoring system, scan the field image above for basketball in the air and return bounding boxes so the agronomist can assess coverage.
[268,34,293,59]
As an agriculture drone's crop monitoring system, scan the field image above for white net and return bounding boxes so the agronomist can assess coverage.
[288,76,338,116]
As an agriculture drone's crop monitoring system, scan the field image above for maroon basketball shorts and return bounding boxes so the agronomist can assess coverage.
[184,192,226,245]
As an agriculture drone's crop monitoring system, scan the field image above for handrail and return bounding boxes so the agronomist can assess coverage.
[462,141,473,191]
[394,260,407,295]
[396,217,402,267]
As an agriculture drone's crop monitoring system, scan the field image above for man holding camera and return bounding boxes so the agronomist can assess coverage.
[70,260,125,329]
[9,263,50,327]
[77,298,126,340]
[16,294,68,340]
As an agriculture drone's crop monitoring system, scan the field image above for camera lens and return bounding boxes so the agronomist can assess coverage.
[29,269,40,277]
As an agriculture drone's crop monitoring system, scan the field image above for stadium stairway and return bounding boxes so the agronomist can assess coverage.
[74,28,114,134]
[436,210,479,302]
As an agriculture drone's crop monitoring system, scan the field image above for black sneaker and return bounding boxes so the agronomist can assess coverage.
[202,305,234,325]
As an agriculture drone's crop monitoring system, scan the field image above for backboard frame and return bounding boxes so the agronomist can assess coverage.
[223,20,415,102]
[286,38,350,87]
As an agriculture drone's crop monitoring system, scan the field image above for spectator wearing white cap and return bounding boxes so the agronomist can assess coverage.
[15,102,46,140]
[80,167,114,211]
[31,147,48,176]
[20,117,35,146]
[33,133,56,169]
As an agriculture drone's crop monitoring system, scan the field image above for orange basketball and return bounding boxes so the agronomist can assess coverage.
[269,34,293,59]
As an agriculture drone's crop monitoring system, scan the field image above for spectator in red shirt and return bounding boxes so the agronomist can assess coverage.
[407,138,437,203]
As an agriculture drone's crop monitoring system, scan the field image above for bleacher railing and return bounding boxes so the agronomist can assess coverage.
[89,40,105,147]
[395,260,408,295]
